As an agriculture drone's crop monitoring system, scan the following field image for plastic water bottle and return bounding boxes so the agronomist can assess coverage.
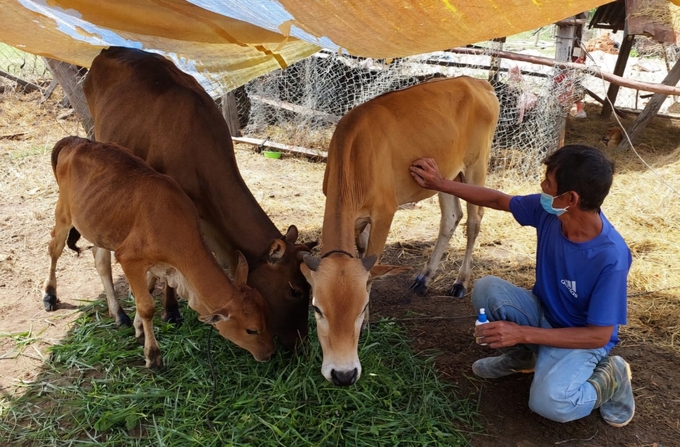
[475,308,489,345]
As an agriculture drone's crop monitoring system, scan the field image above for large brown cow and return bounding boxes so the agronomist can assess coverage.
[43,136,275,367]
[301,76,500,385]
[82,47,316,350]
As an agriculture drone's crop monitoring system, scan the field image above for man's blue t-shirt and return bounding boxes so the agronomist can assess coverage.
[509,194,632,352]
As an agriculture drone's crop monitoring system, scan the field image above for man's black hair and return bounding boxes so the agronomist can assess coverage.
[543,144,615,212]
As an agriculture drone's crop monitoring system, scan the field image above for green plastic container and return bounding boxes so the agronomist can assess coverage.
[263,150,282,159]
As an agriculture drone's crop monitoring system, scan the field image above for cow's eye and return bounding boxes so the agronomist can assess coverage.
[289,282,305,300]
[312,305,323,317]
[246,329,258,335]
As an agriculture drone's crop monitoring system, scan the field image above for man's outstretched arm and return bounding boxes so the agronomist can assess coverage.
[410,157,513,211]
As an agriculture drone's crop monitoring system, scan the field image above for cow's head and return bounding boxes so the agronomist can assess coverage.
[199,251,275,362]
[300,251,410,386]
[247,225,318,351]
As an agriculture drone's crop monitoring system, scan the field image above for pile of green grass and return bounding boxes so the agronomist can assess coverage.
[0,298,478,446]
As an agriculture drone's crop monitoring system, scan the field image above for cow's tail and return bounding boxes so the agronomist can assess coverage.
[67,227,82,255]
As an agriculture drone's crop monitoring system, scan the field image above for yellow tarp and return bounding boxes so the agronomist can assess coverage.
[0,0,610,88]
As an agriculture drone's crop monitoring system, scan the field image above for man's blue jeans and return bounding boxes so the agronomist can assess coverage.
[472,275,608,423]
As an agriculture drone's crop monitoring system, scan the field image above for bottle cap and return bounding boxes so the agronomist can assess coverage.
[477,308,488,323]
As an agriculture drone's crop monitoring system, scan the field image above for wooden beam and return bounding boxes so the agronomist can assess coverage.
[555,19,576,148]
[446,47,680,96]
[616,58,680,150]
[584,88,629,117]
[43,59,94,138]
[487,37,506,84]
[250,94,341,124]
[232,136,327,159]
[554,18,588,27]
[601,32,635,118]
[0,70,41,93]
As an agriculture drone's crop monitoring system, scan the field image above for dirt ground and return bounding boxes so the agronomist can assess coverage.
[1,91,679,446]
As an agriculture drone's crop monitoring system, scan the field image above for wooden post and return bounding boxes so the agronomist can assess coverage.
[616,58,680,150]
[555,19,576,148]
[43,58,94,139]
[487,37,506,84]
[601,31,635,118]
[221,91,241,137]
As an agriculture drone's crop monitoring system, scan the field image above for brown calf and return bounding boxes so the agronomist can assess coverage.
[43,136,275,367]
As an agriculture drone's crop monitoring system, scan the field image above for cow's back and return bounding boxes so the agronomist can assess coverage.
[324,76,499,205]
[83,47,238,201]
[52,136,200,255]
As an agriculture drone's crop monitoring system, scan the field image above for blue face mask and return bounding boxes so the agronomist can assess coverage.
[540,192,568,216]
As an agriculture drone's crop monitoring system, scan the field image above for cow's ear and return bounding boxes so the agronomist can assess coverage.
[199,312,230,325]
[268,239,286,264]
[362,254,378,272]
[234,250,250,285]
[284,225,299,244]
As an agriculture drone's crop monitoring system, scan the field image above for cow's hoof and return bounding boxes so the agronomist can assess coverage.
[146,347,163,370]
[448,282,466,298]
[146,359,163,371]
[116,310,132,327]
[43,293,58,312]
[409,274,429,296]
[162,312,183,327]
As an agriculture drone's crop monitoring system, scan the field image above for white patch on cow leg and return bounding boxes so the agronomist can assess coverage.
[418,192,463,287]
[133,311,144,340]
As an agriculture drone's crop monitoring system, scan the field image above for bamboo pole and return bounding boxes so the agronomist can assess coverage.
[446,47,680,96]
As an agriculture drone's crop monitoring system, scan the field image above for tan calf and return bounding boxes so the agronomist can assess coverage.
[301,76,500,385]
[43,136,275,367]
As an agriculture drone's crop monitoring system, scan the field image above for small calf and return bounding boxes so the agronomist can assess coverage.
[43,136,275,367]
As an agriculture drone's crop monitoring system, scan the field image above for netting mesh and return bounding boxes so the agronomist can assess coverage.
[236,45,581,177]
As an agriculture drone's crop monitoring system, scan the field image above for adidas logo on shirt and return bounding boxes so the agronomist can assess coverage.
[561,279,578,298]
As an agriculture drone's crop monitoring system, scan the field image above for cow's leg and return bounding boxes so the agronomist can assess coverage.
[362,210,396,329]
[161,282,182,325]
[121,260,163,369]
[449,199,484,297]
[410,189,464,296]
[42,201,71,311]
[92,246,131,327]
[147,267,182,326]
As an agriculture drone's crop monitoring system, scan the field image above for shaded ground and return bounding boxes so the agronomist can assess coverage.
[1,92,679,446]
